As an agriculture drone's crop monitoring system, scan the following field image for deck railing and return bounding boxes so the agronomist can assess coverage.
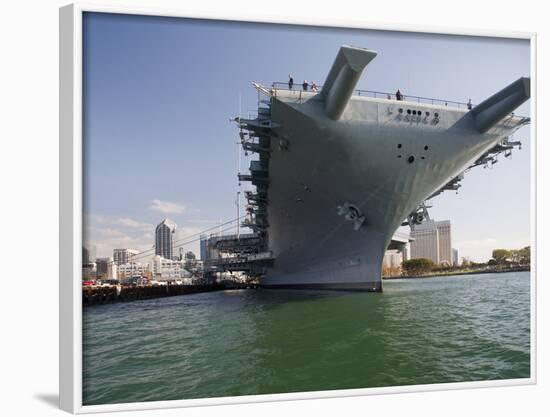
[270,82,473,109]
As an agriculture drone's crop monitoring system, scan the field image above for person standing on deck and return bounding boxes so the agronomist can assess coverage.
[396,89,403,101]
[288,74,294,89]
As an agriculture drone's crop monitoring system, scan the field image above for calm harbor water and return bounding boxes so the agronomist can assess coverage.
[83,272,530,405]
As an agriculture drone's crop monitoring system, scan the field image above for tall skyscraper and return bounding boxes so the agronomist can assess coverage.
[410,220,439,263]
[436,220,452,266]
[155,219,177,260]
[410,219,453,265]
[200,234,208,261]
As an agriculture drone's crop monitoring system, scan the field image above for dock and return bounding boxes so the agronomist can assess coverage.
[83,283,257,307]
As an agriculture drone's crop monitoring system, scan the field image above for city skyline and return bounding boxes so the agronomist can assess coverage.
[83,13,531,262]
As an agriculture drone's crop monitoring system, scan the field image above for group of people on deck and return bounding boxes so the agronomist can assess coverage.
[395,88,473,110]
[287,76,473,110]
[288,75,318,92]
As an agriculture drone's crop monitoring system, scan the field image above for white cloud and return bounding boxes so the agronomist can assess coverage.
[115,217,153,230]
[84,213,107,224]
[150,199,186,214]
[98,228,125,237]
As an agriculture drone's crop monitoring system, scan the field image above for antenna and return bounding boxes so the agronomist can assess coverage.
[237,92,242,236]
[238,91,242,177]
[236,191,241,239]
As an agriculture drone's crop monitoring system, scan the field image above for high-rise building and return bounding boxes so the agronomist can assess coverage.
[410,219,453,265]
[436,220,452,266]
[200,234,208,260]
[410,220,439,263]
[452,248,459,266]
[113,248,139,266]
[155,219,177,260]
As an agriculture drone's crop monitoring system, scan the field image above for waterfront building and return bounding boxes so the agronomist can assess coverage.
[96,257,118,280]
[410,219,453,265]
[117,262,150,279]
[151,255,190,280]
[107,262,118,280]
[155,219,177,260]
[113,248,139,266]
[95,257,111,277]
[437,220,452,266]
[452,248,459,266]
[410,220,439,264]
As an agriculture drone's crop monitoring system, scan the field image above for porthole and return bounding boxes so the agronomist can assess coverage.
[408,155,415,164]
[397,144,402,149]
[412,110,417,115]
[398,108,403,114]
[426,112,430,116]
[406,109,411,115]
[424,145,429,150]
[418,111,422,116]
[434,112,439,118]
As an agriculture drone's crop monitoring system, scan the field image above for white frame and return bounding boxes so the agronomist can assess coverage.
[59,3,537,413]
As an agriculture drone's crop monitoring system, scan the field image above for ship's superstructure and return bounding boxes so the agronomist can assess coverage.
[235,45,530,291]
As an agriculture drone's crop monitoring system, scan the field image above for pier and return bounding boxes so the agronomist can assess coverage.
[83,283,257,307]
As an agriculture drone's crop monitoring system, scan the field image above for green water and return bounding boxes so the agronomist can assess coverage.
[83,272,530,405]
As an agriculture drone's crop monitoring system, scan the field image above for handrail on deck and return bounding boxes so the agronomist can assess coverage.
[270,81,473,109]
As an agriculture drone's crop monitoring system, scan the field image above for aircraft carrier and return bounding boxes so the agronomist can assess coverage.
[232,45,530,291]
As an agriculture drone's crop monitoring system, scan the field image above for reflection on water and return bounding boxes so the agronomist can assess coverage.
[83,272,530,405]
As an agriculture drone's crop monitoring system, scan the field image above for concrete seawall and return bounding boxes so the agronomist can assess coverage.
[82,284,248,307]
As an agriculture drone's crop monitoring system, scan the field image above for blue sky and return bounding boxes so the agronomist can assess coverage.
[83,12,531,262]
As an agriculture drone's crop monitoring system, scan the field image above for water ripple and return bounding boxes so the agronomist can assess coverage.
[83,272,530,405]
